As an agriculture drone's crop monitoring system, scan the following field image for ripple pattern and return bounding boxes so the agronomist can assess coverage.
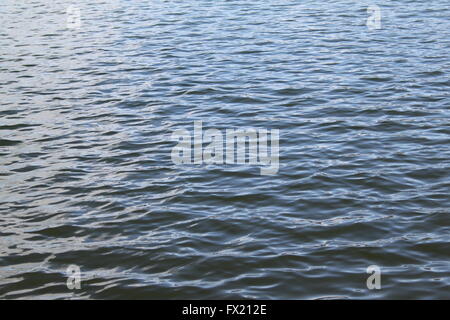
[0,0,449,299]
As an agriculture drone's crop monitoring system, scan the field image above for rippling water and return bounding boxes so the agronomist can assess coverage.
[1,0,449,299]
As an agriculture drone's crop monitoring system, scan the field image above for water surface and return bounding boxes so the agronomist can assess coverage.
[0,0,449,299]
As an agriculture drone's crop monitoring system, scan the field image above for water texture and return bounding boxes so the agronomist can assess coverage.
[0,0,449,299]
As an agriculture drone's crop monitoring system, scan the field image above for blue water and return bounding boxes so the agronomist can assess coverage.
[0,0,449,299]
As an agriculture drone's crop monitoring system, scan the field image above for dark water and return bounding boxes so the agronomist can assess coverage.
[1,0,449,299]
